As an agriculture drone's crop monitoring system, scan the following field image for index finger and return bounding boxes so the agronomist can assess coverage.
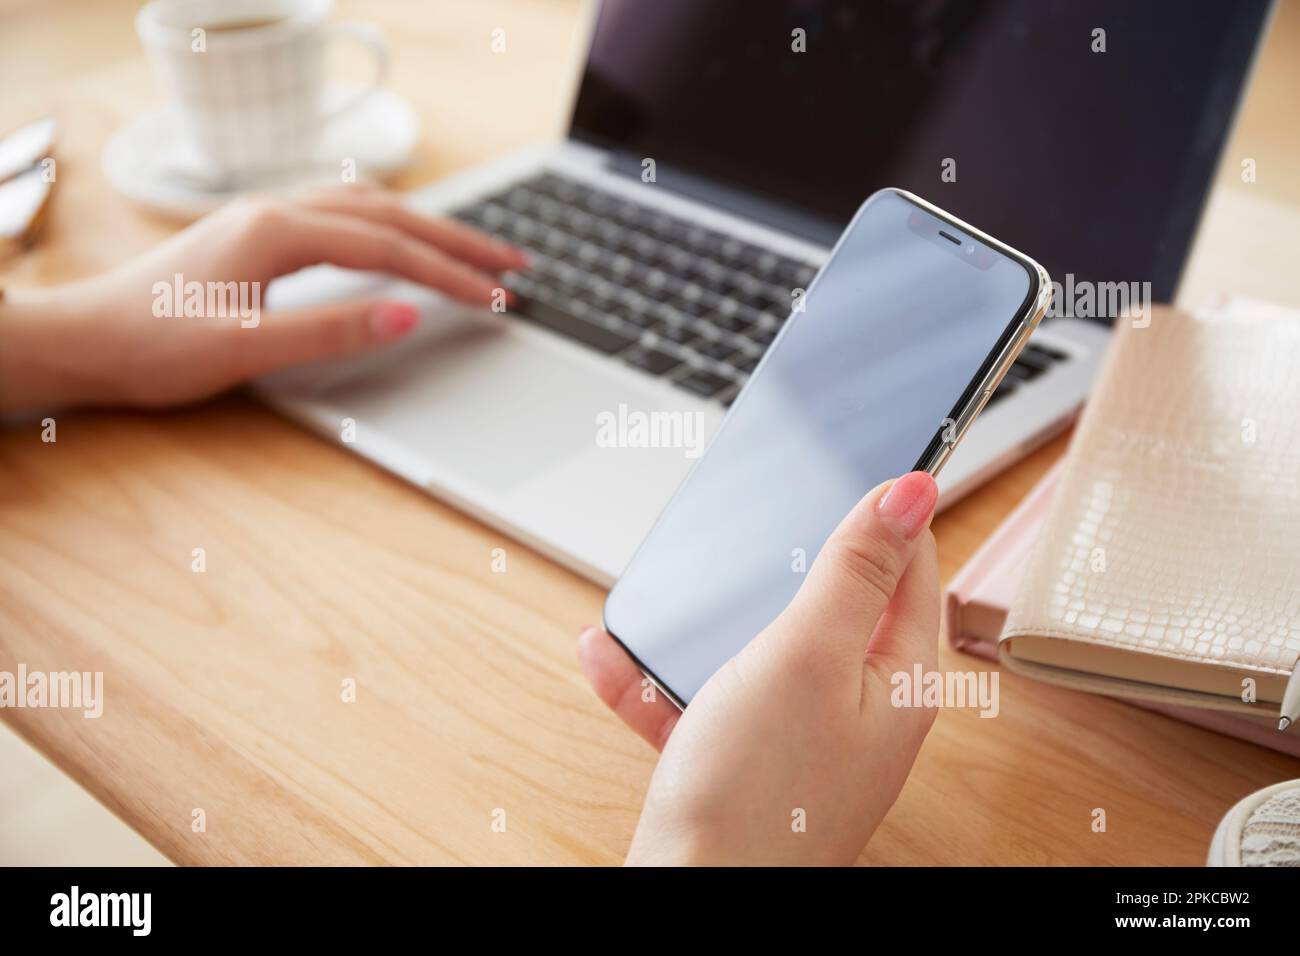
[296,186,530,273]
[263,204,507,305]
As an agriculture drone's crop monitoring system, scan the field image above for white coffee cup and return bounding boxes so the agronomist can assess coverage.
[136,0,388,182]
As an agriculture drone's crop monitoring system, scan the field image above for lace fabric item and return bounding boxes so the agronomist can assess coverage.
[1240,786,1300,867]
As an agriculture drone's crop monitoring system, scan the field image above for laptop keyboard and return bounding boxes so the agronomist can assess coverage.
[449,171,815,404]
[449,170,1068,406]
[985,342,1070,407]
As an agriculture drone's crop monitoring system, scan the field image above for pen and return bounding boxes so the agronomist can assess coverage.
[1278,659,1300,731]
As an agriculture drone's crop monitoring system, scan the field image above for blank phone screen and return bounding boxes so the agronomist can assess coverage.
[604,190,1035,704]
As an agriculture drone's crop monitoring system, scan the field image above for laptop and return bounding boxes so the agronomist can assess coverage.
[260,0,1272,585]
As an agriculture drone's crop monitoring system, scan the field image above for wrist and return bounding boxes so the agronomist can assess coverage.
[624,821,730,867]
[0,282,118,413]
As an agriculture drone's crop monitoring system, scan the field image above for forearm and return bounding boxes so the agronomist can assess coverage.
[0,283,125,414]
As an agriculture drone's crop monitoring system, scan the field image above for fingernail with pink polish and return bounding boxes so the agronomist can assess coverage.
[876,471,939,540]
[371,302,419,339]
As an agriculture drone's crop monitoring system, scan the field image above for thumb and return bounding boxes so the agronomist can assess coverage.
[778,471,938,667]
[235,299,420,379]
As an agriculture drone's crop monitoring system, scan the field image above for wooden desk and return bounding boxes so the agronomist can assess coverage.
[2,0,1299,865]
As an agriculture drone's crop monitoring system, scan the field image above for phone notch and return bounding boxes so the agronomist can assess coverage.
[907,210,998,270]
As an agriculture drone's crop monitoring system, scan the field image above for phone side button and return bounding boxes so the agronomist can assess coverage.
[955,385,994,435]
[927,440,955,476]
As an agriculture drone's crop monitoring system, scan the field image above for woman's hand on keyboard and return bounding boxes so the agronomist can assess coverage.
[0,183,527,412]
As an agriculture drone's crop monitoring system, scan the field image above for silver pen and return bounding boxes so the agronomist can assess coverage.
[1278,659,1300,731]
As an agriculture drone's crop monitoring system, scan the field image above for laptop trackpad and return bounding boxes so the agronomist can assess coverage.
[298,316,627,494]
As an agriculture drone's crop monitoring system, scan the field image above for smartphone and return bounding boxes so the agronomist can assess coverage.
[603,188,1052,707]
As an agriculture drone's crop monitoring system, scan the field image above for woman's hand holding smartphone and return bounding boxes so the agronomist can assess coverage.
[579,470,941,865]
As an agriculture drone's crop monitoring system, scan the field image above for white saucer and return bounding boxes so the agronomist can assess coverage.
[102,86,419,221]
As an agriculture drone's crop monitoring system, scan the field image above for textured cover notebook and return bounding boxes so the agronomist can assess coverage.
[945,460,1300,757]
[1000,308,1300,717]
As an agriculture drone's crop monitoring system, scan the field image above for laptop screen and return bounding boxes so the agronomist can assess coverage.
[570,0,1271,310]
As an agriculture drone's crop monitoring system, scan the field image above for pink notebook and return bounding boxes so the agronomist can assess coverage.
[945,462,1300,758]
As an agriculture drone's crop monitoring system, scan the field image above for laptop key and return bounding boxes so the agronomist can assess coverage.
[671,296,707,317]
[695,339,737,362]
[705,311,749,334]
[514,299,636,355]
[1012,349,1053,375]
[652,321,696,345]
[1005,360,1041,382]
[624,348,681,377]
[623,307,657,329]
[676,369,733,398]
[792,265,818,287]
[1023,342,1069,364]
